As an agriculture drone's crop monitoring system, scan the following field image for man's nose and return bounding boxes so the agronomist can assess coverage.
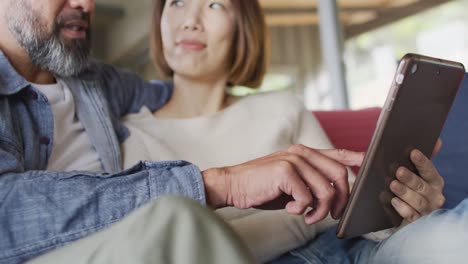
[68,0,95,13]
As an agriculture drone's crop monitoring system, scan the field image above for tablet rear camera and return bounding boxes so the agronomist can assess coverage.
[411,64,418,75]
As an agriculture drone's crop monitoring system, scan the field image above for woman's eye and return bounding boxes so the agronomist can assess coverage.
[170,0,184,7]
[209,2,223,9]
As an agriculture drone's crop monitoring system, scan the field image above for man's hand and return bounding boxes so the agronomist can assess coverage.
[202,145,364,225]
[390,139,446,223]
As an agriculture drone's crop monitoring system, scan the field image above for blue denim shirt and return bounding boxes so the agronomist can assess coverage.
[0,51,206,263]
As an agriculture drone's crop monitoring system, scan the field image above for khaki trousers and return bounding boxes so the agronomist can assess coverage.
[29,196,255,264]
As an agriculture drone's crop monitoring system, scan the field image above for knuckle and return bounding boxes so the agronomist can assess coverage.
[439,177,445,189]
[337,149,349,159]
[400,208,411,219]
[336,166,348,179]
[435,195,446,209]
[398,183,408,195]
[320,185,336,200]
[302,195,313,207]
[313,207,329,221]
[416,181,427,193]
[276,160,295,175]
[288,144,307,154]
[415,197,427,210]
[425,163,439,177]
[426,166,436,177]
[287,154,303,164]
[401,206,418,222]
[409,213,420,223]
[316,211,328,221]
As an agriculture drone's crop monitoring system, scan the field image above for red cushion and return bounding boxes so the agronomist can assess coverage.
[313,108,381,173]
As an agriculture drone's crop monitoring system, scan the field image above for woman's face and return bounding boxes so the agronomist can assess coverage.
[160,0,236,81]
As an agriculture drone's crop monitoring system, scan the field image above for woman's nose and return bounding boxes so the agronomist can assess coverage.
[183,22,199,31]
[182,8,203,31]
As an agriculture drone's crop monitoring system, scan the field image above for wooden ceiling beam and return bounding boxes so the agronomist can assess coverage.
[259,0,406,9]
[266,11,377,27]
[265,7,379,14]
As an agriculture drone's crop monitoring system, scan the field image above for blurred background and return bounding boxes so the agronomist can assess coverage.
[91,0,468,110]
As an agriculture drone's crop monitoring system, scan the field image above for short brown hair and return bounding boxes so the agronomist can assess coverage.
[150,0,269,88]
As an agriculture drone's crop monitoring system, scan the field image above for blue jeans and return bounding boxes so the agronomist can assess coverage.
[269,198,468,264]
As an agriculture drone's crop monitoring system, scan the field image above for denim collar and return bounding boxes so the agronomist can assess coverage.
[0,49,104,96]
[0,49,30,95]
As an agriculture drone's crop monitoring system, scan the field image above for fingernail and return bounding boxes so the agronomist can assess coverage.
[391,197,400,207]
[390,181,404,194]
[305,210,317,225]
[331,211,340,220]
[412,150,424,162]
[396,167,407,181]
[331,213,337,219]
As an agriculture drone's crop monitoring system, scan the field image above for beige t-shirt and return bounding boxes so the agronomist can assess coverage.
[33,80,102,172]
[122,91,344,262]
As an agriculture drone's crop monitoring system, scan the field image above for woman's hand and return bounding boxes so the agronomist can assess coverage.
[390,139,445,223]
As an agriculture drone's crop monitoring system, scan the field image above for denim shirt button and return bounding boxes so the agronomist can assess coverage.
[39,137,50,145]
[28,89,38,100]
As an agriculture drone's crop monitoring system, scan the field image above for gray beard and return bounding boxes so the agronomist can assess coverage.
[5,0,91,77]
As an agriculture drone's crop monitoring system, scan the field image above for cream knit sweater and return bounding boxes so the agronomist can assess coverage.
[121,91,352,262]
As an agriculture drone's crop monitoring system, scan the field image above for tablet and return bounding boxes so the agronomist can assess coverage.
[336,54,465,239]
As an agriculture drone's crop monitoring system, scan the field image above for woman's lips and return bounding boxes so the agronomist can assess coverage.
[178,40,206,51]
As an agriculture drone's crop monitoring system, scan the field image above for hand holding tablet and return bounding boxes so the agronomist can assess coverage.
[337,54,465,238]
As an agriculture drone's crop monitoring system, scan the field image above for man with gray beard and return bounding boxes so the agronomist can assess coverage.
[0,0,365,264]
[0,0,253,263]
[5,1,91,77]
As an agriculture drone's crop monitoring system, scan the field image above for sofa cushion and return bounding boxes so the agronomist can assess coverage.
[433,73,468,208]
[313,108,381,152]
[313,108,380,174]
